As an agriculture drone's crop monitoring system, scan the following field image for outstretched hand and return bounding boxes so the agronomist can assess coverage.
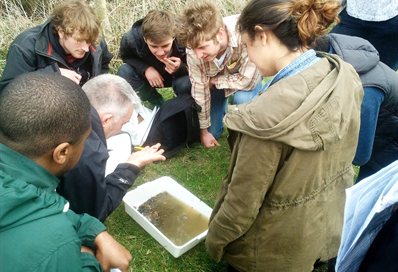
[127,143,166,168]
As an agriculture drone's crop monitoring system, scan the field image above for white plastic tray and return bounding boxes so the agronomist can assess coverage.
[122,176,212,258]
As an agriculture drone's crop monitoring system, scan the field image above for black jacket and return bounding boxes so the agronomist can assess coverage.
[0,19,113,91]
[119,19,188,81]
[57,107,140,222]
[318,34,398,168]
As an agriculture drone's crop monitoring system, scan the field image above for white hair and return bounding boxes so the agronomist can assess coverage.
[82,74,141,118]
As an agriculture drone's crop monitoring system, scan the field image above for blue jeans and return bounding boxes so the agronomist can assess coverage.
[208,89,227,139]
[208,80,263,139]
[355,87,398,182]
[331,8,398,71]
[232,80,264,104]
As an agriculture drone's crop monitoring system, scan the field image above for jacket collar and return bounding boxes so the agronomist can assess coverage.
[0,144,59,190]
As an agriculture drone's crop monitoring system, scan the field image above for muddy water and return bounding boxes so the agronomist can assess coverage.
[138,192,209,246]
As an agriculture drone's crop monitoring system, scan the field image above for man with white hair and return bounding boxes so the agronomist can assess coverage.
[57,74,165,222]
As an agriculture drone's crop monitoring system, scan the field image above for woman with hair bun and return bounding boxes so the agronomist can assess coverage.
[205,0,363,271]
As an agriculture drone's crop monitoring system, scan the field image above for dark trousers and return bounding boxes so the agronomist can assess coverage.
[117,63,191,96]
[331,8,398,71]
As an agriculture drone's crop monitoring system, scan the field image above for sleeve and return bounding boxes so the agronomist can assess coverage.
[0,43,59,91]
[352,86,385,165]
[98,163,141,221]
[214,46,260,92]
[99,39,113,74]
[205,133,282,261]
[119,31,151,76]
[187,50,212,129]
[37,238,102,272]
[65,211,106,249]
[173,44,189,77]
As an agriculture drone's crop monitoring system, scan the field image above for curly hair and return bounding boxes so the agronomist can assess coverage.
[176,1,224,48]
[51,0,100,44]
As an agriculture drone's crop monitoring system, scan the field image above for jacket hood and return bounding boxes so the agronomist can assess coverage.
[328,33,379,75]
[224,53,363,151]
[0,144,67,232]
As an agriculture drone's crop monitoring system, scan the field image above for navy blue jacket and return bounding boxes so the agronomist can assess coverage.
[57,107,140,222]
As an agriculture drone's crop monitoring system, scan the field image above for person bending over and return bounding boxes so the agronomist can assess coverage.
[57,74,166,222]
[0,72,131,271]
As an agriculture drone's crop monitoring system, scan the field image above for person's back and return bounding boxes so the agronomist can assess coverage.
[205,0,363,271]
[314,33,398,181]
[0,72,131,271]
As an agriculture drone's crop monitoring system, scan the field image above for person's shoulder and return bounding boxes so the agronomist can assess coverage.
[13,20,48,42]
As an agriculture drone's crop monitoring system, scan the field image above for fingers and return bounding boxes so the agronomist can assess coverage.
[149,79,164,88]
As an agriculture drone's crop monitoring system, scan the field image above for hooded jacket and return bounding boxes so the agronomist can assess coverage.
[0,144,105,271]
[205,53,363,271]
[119,19,188,81]
[0,19,113,92]
[326,33,398,169]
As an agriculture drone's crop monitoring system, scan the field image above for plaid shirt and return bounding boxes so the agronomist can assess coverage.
[187,15,261,129]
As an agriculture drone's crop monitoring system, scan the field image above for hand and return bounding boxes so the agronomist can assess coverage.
[94,231,132,272]
[161,56,182,74]
[201,129,220,148]
[209,76,217,90]
[144,66,164,88]
[59,68,81,85]
[127,143,166,168]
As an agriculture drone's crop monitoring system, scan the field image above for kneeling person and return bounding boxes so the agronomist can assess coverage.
[57,74,166,222]
[118,10,191,107]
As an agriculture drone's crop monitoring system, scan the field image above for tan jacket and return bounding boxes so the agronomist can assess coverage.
[205,54,363,272]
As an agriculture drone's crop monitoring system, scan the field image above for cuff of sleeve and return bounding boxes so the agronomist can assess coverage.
[113,163,141,186]
[117,163,140,175]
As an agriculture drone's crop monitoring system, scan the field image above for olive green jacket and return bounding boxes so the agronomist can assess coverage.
[206,54,363,272]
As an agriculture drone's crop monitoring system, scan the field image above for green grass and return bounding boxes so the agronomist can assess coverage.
[105,131,231,272]
[105,89,329,272]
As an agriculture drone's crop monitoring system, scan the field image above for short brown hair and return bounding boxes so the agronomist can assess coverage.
[51,0,100,44]
[142,10,175,44]
[176,1,224,48]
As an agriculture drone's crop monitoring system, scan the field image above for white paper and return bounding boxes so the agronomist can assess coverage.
[122,103,158,146]
[335,160,398,272]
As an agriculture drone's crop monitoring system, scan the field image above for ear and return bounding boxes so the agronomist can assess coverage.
[57,28,65,39]
[52,142,71,165]
[216,27,226,43]
[100,112,113,128]
[254,25,267,45]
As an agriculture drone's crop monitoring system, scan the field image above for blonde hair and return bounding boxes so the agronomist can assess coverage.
[238,0,340,50]
[176,1,224,48]
[142,10,175,44]
[51,0,100,44]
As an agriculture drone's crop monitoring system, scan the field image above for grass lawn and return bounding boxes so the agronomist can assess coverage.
[105,89,329,271]
[105,131,231,272]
